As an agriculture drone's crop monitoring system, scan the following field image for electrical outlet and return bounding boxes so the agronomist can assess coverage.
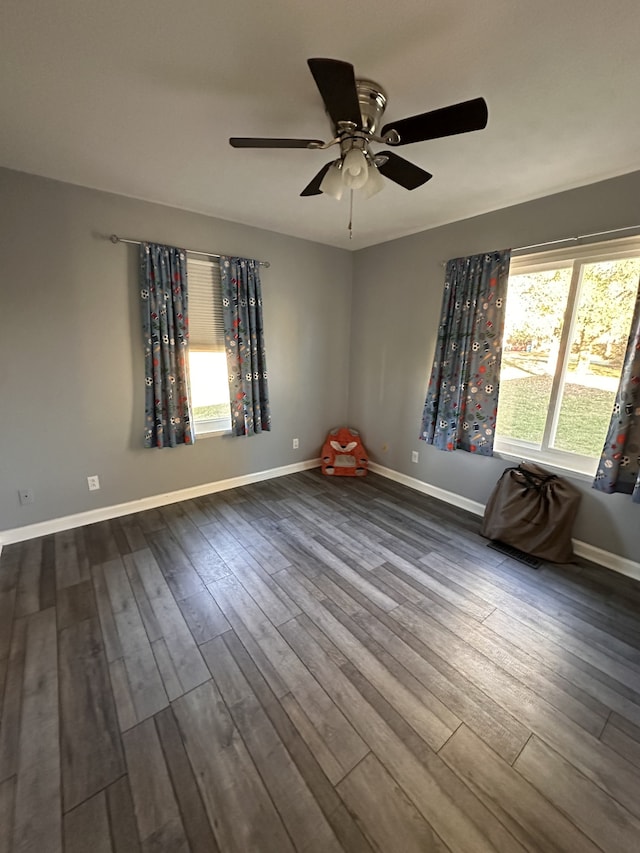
[292,438,299,450]
[411,451,419,463]
[18,488,35,505]
[87,475,100,491]
[381,442,389,453]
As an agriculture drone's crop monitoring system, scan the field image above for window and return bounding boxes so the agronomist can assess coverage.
[495,237,640,475]
[187,257,231,434]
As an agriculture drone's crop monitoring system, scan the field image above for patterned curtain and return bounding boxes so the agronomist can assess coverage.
[593,282,640,502]
[420,250,511,455]
[220,256,271,436]
[140,243,194,448]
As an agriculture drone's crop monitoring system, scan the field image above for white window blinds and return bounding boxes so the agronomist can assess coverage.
[187,257,225,352]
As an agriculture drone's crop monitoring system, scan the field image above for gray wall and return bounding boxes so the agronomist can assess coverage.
[0,168,353,531]
[349,170,640,562]
[3,165,639,561]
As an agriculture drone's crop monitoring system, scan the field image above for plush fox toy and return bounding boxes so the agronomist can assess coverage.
[321,427,368,476]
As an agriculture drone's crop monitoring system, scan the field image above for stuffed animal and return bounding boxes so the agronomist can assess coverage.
[321,427,368,476]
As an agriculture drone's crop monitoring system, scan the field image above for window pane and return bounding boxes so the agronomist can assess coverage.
[496,268,572,447]
[189,351,231,424]
[551,258,640,457]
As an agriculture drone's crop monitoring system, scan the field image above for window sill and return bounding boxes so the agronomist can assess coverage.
[493,445,597,484]
[194,415,232,440]
[195,428,232,440]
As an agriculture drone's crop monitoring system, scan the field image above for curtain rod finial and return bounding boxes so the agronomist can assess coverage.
[110,234,120,244]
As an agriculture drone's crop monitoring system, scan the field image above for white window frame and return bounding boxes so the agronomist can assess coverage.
[186,257,232,437]
[494,235,640,479]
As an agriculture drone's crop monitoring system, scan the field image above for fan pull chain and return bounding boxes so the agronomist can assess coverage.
[348,190,354,240]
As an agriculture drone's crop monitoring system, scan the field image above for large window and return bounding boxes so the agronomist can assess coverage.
[187,258,231,434]
[495,237,640,475]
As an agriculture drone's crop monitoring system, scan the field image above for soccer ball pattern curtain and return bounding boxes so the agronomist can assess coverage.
[420,250,511,455]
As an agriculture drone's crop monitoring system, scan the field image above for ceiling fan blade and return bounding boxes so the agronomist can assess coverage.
[307,58,362,128]
[300,162,332,196]
[381,97,488,145]
[229,137,324,148]
[376,152,432,190]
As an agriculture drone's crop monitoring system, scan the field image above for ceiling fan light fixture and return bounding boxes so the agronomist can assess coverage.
[319,161,344,200]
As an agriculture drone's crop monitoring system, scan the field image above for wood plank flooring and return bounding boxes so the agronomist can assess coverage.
[1,470,640,852]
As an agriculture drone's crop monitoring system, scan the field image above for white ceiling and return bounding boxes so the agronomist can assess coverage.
[2,0,640,250]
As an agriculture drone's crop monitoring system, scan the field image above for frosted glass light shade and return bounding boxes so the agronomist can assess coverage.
[342,148,369,190]
[320,162,344,200]
[360,163,385,198]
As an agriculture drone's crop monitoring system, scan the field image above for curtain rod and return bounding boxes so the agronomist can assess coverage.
[512,224,640,255]
[109,234,270,268]
[440,224,640,266]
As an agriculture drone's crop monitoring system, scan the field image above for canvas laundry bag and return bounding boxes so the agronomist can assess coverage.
[481,462,581,563]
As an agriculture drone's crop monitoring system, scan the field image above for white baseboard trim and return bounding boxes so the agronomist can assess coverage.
[570,541,640,583]
[368,462,640,583]
[0,458,322,547]
[368,462,486,516]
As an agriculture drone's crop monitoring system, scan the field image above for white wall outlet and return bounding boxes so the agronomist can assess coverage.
[381,442,389,453]
[411,451,419,463]
[87,475,100,491]
[292,438,299,450]
[18,488,34,505]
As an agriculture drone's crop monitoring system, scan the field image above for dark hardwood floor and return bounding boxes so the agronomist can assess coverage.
[1,469,640,852]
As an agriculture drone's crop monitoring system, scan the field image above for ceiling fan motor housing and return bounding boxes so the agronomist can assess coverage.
[332,80,388,161]
[353,79,388,134]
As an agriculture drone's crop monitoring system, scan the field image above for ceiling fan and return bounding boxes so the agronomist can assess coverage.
[229,58,488,200]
